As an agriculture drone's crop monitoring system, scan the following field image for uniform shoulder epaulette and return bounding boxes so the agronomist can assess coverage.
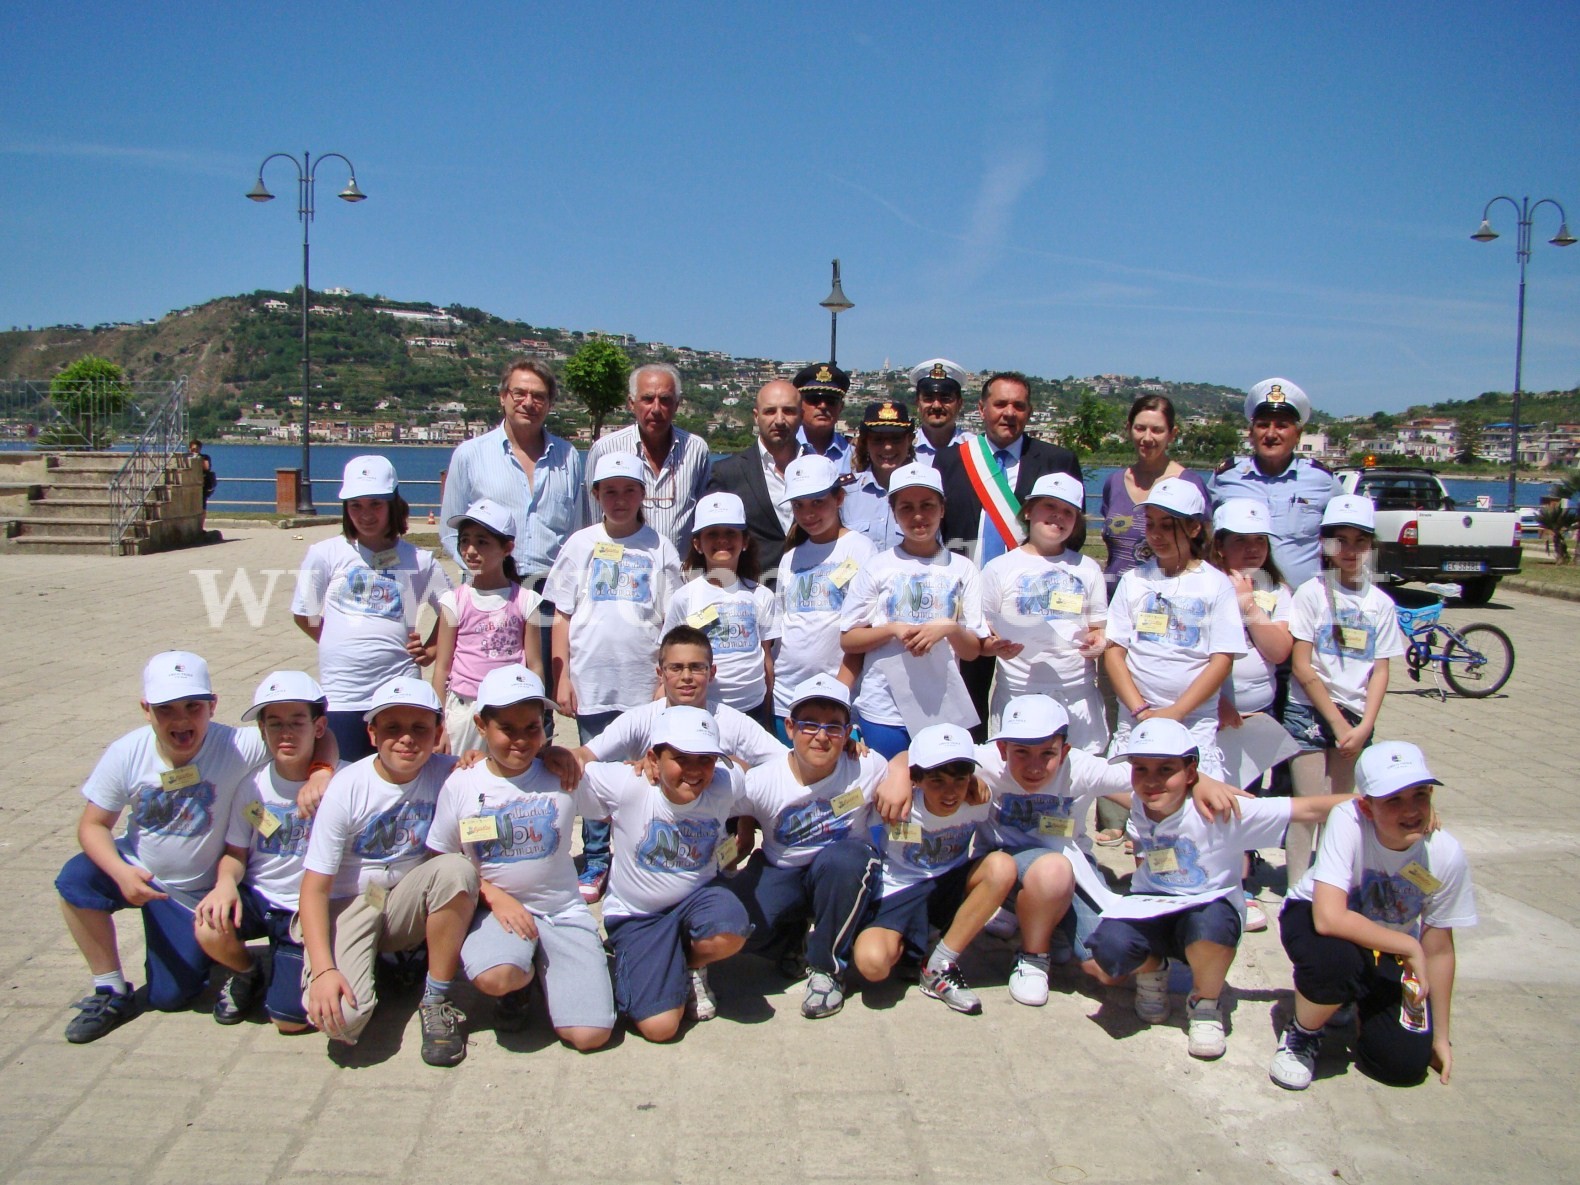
[1214,455,1240,476]
[837,472,857,487]
[1305,457,1332,474]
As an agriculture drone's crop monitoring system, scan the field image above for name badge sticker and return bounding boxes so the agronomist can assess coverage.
[888,821,925,845]
[1398,861,1443,894]
[1048,591,1084,615]
[243,801,282,838]
[363,882,389,912]
[592,541,625,562]
[830,558,859,589]
[1339,626,1369,652]
[371,548,400,570]
[1037,814,1074,838]
[686,604,720,629]
[160,765,202,793]
[1146,847,1180,874]
[715,833,740,869]
[1252,590,1279,613]
[459,815,500,844]
[1136,611,1170,637]
[829,787,865,817]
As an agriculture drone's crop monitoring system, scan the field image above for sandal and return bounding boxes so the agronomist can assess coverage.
[1094,829,1127,847]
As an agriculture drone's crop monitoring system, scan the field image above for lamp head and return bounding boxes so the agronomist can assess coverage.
[1470,219,1498,243]
[246,178,274,203]
[1550,223,1577,248]
[338,177,367,203]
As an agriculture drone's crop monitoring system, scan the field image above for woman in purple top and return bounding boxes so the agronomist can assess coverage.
[1100,395,1211,590]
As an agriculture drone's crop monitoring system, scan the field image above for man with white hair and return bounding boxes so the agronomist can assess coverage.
[585,363,712,553]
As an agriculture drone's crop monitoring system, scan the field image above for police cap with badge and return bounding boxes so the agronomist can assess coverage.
[1243,377,1311,425]
[909,358,969,400]
[792,362,851,401]
[860,399,914,434]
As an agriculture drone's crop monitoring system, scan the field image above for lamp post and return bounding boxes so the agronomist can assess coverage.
[248,151,366,513]
[820,258,853,367]
[1470,196,1575,511]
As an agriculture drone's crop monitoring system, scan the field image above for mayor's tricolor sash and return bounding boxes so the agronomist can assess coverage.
[960,435,1025,551]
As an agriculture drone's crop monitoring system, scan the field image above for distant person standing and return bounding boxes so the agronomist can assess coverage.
[1100,396,1210,592]
[908,359,968,465]
[792,363,854,475]
[585,363,712,554]
[706,379,803,573]
[439,358,585,585]
[189,439,216,507]
[1208,379,1340,590]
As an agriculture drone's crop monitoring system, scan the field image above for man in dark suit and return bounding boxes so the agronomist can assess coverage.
[936,370,1084,737]
[706,378,803,575]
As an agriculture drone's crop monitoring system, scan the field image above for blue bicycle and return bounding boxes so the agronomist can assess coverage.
[1388,587,1515,698]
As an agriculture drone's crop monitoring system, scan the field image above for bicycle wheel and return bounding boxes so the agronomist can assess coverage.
[1440,623,1515,697]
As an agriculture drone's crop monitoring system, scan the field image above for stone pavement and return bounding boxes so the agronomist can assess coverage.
[0,524,1574,1184]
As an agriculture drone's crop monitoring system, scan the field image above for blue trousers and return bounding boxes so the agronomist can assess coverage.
[725,839,881,977]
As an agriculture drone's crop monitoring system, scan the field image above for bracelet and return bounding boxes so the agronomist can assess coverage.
[311,966,338,983]
[308,762,334,776]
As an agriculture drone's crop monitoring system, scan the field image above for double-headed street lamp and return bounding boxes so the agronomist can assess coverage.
[1470,195,1575,511]
[248,151,366,513]
[820,258,853,367]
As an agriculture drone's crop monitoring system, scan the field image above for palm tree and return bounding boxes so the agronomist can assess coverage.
[1541,471,1580,564]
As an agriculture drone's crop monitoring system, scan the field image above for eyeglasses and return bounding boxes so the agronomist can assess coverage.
[801,393,843,408]
[661,662,711,676]
[789,718,850,739]
[504,387,551,405]
[642,463,679,510]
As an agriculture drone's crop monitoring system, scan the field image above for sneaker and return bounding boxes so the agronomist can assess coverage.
[1243,899,1269,933]
[1008,954,1051,1007]
[1186,996,1226,1059]
[920,961,982,1015]
[1269,1022,1323,1089]
[418,999,468,1067]
[686,968,717,1022]
[801,970,845,1019]
[64,986,138,1044]
[577,867,608,904]
[1133,966,1170,1023]
[494,984,533,1033]
[213,964,265,1025]
[982,906,1019,940]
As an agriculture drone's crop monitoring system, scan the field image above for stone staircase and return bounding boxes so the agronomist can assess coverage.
[0,452,209,555]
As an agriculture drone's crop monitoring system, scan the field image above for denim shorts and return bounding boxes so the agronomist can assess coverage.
[1086,896,1243,979]
[235,884,308,1025]
[1280,700,1370,754]
[605,882,752,1023]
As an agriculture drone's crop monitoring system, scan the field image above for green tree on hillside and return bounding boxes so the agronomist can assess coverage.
[45,355,129,448]
[1454,416,1483,463]
[563,338,631,440]
[1058,391,1119,454]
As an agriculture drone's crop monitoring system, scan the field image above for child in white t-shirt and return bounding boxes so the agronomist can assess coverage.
[1273,742,1475,1090]
[772,455,875,736]
[1083,719,1350,1061]
[431,498,543,756]
[663,491,780,728]
[852,724,1016,1015]
[194,671,335,1033]
[580,706,752,1043]
[1105,477,1244,781]
[298,678,480,1067]
[54,653,331,1044]
[291,455,452,762]
[981,473,1109,752]
[426,665,614,1051]
[1283,495,1406,884]
[840,463,994,759]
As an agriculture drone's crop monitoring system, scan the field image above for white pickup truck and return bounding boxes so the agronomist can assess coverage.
[1333,467,1522,605]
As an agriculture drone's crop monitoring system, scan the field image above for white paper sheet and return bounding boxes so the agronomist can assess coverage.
[873,647,979,733]
[1216,712,1302,791]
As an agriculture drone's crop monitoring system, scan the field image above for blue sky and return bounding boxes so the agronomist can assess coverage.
[3,2,1578,415]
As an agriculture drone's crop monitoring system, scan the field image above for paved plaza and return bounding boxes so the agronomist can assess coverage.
[0,523,1573,1184]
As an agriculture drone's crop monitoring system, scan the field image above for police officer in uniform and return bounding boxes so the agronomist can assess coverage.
[1207,378,1341,589]
[908,358,969,464]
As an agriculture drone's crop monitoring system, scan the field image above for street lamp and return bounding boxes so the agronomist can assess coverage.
[820,258,853,367]
[1470,195,1575,511]
[248,151,367,513]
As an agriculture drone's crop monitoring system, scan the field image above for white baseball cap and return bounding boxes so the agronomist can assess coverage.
[362,676,444,722]
[475,664,558,713]
[1322,494,1376,533]
[338,454,398,500]
[910,723,978,770]
[780,455,841,504]
[1356,741,1441,799]
[787,673,852,715]
[1108,718,1200,763]
[991,694,1071,743]
[142,651,214,705]
[1213,498,1272,537]
[693,491,746,533]
[887,462,945,499]
[447,497,517,538]
[241,670,326,722]
[1139,477,1206,519]
[651,705,726,757]
[593,451,646,487]
[1244,377,1311,425]
[1023,472,1085,511]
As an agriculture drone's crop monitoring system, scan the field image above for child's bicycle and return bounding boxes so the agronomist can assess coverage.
[1387,586,1515,699]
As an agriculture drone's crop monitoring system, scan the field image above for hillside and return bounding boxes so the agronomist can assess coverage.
[0,290,1248,450]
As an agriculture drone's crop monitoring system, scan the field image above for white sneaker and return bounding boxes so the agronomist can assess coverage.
[982,906,1019,940]
[1134,966,1170,1023]
[1269,1022,1322,1089]
[1186,996,1226,1059]
[686,968,717,1022]
[1008,954,1050,1007]
[1243,899,1269,933]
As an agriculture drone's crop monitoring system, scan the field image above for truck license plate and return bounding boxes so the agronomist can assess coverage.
[1443,561,1486,573]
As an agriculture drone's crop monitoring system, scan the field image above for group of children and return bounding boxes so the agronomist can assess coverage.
[54,450,1474,1092]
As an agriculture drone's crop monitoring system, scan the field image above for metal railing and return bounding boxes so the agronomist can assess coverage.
[209,475,444,514]
[0,378,190,450]
[108,379,188,552]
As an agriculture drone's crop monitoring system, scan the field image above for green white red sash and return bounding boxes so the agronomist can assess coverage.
[960,434,1024,550]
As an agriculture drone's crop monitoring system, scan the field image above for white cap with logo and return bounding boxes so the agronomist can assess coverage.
[1108,717,1200,763]
[142,651,214,706]
[593,451,646,487]
[475,664,558,713]
[338,455,398,500]
[693,491,746,533]
[887,462,945,499]
[1139,476,1206,519]
[1321,494,1376,533]
[242,670,326,722]
[787,673,852,715]
[1023,473,1085,510]
[362,676,444,722]
[1356,741,1441,799]
[910,723,978,769]
[1213,498,1272,537]
[652,705,726,757]
[990,694,1071,743]
[447,497,517,539]
[780,455,842,504]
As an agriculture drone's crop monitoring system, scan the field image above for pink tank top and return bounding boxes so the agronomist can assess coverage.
[448,583,533,698]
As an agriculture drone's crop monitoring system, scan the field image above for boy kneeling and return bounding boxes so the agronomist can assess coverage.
[298,678,479,1066]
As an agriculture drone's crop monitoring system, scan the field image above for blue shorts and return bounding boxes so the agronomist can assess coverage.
[862,861,972,960]
[604,882,753,1023]
[855,717,911,761]
[326,711,375,763]
[1280,700,1371,755]
[55,850,210,1012]
[1087,896,1243,979]
[1006,846,1101,962]
[235,884,308,1025]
